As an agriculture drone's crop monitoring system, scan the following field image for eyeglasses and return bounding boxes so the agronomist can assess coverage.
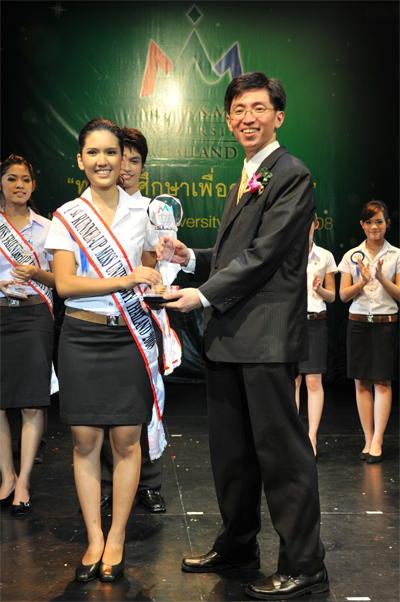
[229,107,276,120]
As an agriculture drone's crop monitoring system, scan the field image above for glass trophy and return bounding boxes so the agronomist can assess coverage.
[147,194,183,262]
[144,195,183,302]
[6,244,34,299]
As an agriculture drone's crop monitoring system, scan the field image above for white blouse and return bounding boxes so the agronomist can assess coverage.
[307,243,338,313]
[338,239,400,315]
[0,209,53,297]
[45,186,158,315]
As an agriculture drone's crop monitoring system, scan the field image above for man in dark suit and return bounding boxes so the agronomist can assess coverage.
[159,72,328,600]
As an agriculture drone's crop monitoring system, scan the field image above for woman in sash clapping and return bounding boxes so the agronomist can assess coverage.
[45,119,164,583]
[339,201,400,463]
[0,155,55,515]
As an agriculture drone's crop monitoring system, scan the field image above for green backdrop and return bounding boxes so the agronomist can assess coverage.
[1,1,399,382]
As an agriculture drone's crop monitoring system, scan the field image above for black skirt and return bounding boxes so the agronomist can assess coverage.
[346,318,399,381]
[58,315,154,425]
[298,318,327,375]
[0,302,54,409]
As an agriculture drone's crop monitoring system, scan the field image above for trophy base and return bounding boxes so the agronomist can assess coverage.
[5,284,29,299]
[142,296,179,304]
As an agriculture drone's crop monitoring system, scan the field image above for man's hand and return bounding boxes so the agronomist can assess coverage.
[162,288,202,313]
[156,236,190,266]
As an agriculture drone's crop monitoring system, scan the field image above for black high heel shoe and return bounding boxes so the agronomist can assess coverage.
[99,547,125,582]
[366,452,383,464]
[11,495,32,516]
[75,558,102,582]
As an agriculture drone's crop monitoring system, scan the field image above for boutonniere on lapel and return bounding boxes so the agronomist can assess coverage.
[245,168,273,196]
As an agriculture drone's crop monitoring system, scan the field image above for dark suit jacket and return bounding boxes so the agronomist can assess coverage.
[192,146,316,363]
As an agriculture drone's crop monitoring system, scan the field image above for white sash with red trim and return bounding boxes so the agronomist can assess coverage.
[0,212,53,316]
[147,302,181,376]
[144,296,182,457]
[143,298,182,452]
[54,196,181,459]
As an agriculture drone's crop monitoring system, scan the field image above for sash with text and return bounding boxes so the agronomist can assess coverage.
[54,197,181,459]
[0,212,54,317]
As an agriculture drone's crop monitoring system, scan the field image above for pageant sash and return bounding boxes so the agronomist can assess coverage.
[54,197,180,459]
[142,292,182,454]
[139,297,181,457]
[0,212,53,317]
[148,302,181,375]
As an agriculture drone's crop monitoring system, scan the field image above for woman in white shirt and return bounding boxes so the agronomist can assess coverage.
[46,119,163,583]
[339,201,400,463]
[295,215,337,457]
[0,155,55,515]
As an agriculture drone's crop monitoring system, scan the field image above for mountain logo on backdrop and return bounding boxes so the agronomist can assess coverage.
[140,5,243,97]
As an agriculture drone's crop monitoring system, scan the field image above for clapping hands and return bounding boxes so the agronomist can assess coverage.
[357,258,371,283]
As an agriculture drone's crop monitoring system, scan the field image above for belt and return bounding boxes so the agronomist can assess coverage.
[65,306,126,327]
[307,311,326,321]
[349,313,398,323]
[0,295,46,307]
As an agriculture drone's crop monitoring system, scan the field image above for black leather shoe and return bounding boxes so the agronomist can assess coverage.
[366,453,383,464]
[75,559,102,582]
[100,491,112,510]
[99,549,125,582]
[78,491,112,514]
[11,497,32,516]
[34,450,44,465]
[136,489,166,513]
[359,452,369,460]
[246,563,329,600]
[181,548,260,573]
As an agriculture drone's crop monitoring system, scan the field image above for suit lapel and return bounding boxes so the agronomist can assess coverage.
[221,146,288,233]
[217,178,240,239]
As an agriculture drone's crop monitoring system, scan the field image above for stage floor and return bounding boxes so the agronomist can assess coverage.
[1,382,398,602]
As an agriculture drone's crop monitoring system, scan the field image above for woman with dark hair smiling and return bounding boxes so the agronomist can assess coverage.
[45,119,167,582]
[339,200,400,463]
[0,154,55,515]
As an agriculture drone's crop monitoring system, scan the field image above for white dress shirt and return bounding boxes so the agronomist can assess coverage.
[338,239,400,315]
[130,189,150,207]
[242,140,280,182]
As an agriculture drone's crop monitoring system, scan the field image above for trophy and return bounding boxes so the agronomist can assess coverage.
[147,194,183,262]
[6,243,35,300]
[145,194,183,303]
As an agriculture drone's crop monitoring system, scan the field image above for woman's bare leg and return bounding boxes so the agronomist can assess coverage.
[355,379,374,454]
[369,381,392,457]
[71,425,104,565]
[0,410,17,499]
[295,375,302,413]
[305,374,324,455]
[102,424,142,566]
[14,407,44,503]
